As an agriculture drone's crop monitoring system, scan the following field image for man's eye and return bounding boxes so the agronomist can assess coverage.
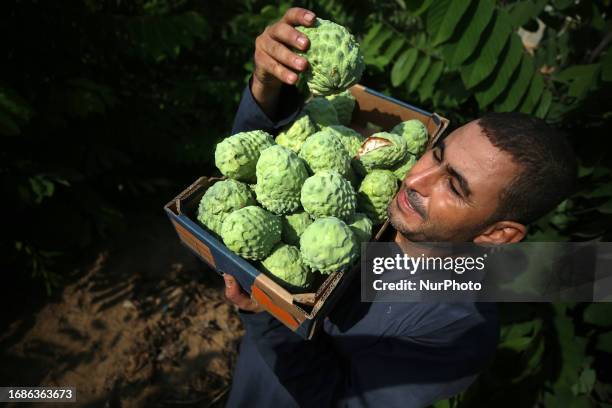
[432,149,441,163]
[448,179,461,197]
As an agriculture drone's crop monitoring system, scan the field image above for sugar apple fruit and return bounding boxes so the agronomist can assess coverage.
[326,125,365,157]
[276,113,317,153]
[346,212,373,244]
[325,90,356,125]
[357,170,399,224]
[215,130,275,182]
[261,244,313,290]
[281,211,313,246]
[303,97,339,127]
[298,129,351,177]
[354,132,408,175]
[296,18,365,96]
[220,206,281,260]
[301,170,356,220]
[391,119,429,155]
[197,179,256,236]
[391,154,418,181]
[300,217,358,274]
[254,145,309,215]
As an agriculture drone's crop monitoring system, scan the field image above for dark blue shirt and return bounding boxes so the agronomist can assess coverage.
[226,81,499,408]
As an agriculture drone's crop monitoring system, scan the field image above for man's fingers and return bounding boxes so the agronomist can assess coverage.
[223,274,255,309]
[260,33,307,71]
[269,22,310,52]
[255,49,298,85]
[282,7,316,27]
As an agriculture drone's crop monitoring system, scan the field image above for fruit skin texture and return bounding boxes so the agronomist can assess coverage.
[298,129,351,177]
[197,179,256,236]
[355,132,408,175]
[391,119,429,155]
[296,18,365,96]
[281,211,313,246]
[220,206,281,260]
[215,130,275,182]
[357,170,399,224]
[261,244,312,290]
[276,113,317,153]
[303,97,339,127]
[346,212,373,244]
[255,145,309,215]
[391,154,417,181]
[300,217,358,274]
[325,90,355,125]
[301,170,356,220]
[326,125,365,157]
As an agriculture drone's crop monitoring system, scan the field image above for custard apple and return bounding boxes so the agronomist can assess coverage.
[298,129,351,177]
[391,154,418,181]
[296,18,365,96]
[346,212,373,244]
[220,206,281,260]
[354,132,408,175]
[326,125,365,157]
[276,113,317,153]
[196,179,256,236]
[215,130,275,182]
[282,211,313,246]
[261,244,313,290]
[301,170,356,220]
[254,145,309,215]
[303,97,339,127]
[300,217,358,274]
[325,90,356,125]
[391,119,429,155]
[357,170,398,224]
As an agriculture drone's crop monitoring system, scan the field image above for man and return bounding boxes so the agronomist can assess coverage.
[222,7,576,408]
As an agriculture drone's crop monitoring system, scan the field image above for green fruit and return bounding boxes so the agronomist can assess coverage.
[303,97,339,127]
[301,170,356,220]
[391,119,429,156]
[391,154,418,181]
[298,129,351,177]
[300,217,358,274]
[357,170,398,224]
[276,113,317,153]
[354,132,408,175]
[255,145,309,215]
[282,211,313,246]
[325,90,355,125]
[215,130,275,182]
[197,179,256,236]
[220,206,281,260]
[346,212,373,244]
[326,125,365,157]
[296,18,365,96]
[261,244,313,290]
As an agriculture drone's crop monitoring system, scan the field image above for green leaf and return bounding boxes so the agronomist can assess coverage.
[362,22,383,49]
[426,0,451,37]
[519,72,545,114]
[408,55,431,92]
[409,0,436,17]
[494,55,535,112]
[460,10,512,89]
[418,60,444,101]
[596,331,612,353]
[499,336,533,351]
[507,0,547,27]
[583,303,612,327]
[596,198,612,214]
[556,64,601,99]
[0,110,20,136]
[431,0,472,46]
[367,28,393,59]
[372,37,406,69]
[535,89,552,118]
[602,49,612,82]
[448,0,495,67]
[474,35,524,108]
[571,368,596,396]
[553,0,574,10]
[391,49,419,87]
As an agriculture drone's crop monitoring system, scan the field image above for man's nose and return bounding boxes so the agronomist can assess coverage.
[404,165,441,197]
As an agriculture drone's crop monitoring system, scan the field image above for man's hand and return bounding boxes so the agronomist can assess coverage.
[223,273,264,313]
[251,7,316,117]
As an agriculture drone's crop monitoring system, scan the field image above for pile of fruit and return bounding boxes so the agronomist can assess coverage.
[196,19,429,291]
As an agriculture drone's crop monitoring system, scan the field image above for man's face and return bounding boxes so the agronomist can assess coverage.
[388,120,521,242]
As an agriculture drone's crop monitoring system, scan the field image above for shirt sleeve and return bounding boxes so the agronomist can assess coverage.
[231,78,304,135]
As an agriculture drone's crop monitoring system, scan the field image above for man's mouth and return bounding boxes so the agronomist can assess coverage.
[397,188,423,219]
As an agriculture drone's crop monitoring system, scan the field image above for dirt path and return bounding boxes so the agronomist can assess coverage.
[0,214,243,407]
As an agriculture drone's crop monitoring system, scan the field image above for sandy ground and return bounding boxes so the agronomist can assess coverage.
[0,215,243,407]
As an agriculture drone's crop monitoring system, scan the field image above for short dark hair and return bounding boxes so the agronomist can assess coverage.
[478,112,577,225]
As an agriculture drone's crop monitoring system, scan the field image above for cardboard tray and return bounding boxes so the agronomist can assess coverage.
[164,83,449,339]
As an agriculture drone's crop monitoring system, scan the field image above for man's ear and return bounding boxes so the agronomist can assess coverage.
[473,221,526,244]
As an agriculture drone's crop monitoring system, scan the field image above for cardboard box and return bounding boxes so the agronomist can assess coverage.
[164,84,449,339]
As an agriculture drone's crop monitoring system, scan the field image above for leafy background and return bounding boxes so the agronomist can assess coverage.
[1,0,611,406]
